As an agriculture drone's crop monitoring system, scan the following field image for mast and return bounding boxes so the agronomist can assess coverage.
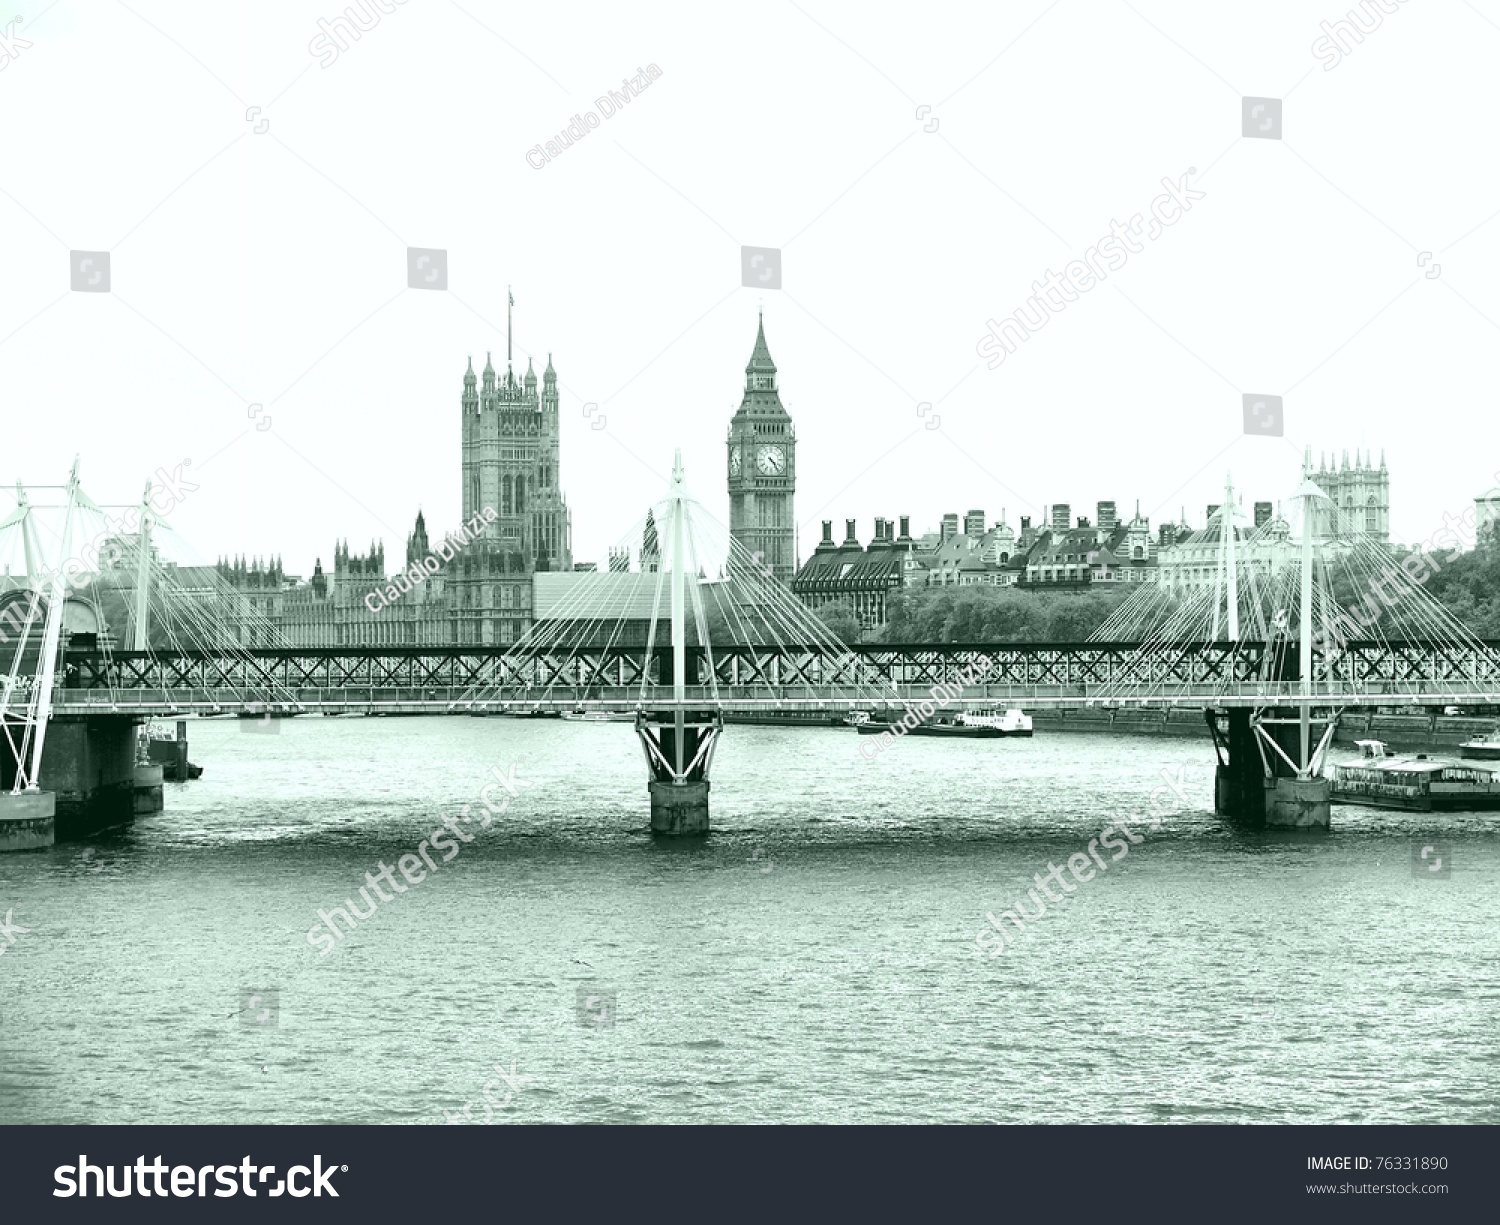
[133,479,153,652]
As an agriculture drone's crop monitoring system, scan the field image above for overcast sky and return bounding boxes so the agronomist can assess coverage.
[3,0,1498,577]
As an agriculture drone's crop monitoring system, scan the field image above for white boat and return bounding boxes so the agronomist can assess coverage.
[1458,727,1500,761]
[561,710,636,723]
[953,707,1034,737]
[1326,739,1500,811]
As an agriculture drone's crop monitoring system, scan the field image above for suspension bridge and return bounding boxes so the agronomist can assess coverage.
[4,454,1499,847]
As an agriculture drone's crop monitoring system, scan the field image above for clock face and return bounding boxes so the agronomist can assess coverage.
[755,444,786,476]
[729,446,741,475]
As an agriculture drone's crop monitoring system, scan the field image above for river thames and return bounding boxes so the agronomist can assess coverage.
[2,716,1496,1125]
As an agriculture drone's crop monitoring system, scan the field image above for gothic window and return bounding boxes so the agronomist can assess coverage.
[516,475,525,515]
[1366,495,1378,534]
[503,474,512,515]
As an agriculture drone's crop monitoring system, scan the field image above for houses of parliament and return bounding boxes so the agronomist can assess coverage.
[210,326,574,647]
[204,313,792,648]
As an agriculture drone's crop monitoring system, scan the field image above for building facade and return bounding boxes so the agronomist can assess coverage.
[1312,450,1389,543]
[792,517,918,628]
[727,314,797,583]
[196,312,573,647]
[453,348,572,644]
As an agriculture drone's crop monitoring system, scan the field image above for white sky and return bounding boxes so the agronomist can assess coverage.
[3,0,1498,577]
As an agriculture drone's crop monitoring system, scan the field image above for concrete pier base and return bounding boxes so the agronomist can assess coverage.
[649,780,710,836]
[1210,708,1265,822]
[39,716,139,841]
[133,763,165,816]
[1265,777,1331,829]
[0,791,56,851]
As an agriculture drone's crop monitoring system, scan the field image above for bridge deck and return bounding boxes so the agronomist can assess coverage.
[5,640,1494,715]
[23,679,1500,716]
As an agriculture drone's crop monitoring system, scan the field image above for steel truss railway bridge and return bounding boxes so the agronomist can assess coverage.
[48,638,1500,716]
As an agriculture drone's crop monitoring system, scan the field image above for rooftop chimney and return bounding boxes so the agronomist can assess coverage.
[844,518,859,547]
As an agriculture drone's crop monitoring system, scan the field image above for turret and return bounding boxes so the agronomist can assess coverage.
[407,510,430,566]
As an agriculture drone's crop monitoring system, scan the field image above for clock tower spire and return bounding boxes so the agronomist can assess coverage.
[727,311,796,582]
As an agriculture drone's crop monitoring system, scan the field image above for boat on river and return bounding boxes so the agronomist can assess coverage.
[1458,727,1500,761]
[854,707,1032,739]
[1326,739,1500,811]
[954,708,1033,737]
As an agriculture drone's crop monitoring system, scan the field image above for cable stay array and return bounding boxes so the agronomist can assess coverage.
[1087,472,1500,713]
[452,454,904,714]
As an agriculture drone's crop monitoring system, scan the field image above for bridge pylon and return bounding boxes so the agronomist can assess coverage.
[634,452,722,835]
[637,646,721,835]
[1207,460,1335,828]
[1,462,82,850]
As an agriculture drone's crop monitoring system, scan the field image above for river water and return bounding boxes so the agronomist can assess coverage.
[2,715,1496,1124]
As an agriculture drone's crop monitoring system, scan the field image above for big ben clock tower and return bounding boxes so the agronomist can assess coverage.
[728,312,796,582]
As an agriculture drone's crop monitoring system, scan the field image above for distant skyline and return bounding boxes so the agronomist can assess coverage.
[3,1,1498,578]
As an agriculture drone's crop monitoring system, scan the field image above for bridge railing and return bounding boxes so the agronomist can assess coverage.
[38,678,1500,713]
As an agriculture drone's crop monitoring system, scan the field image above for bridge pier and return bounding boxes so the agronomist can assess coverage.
[1264,776,1331,829]
[637,644,720,836]
[1210,708,1264,822]
[0,716,141,839]
[1208,708,1331,829]
[133,762,165,816]
[1259,712,1332,829]
[0,791,56,851]
[648,778,712,835]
